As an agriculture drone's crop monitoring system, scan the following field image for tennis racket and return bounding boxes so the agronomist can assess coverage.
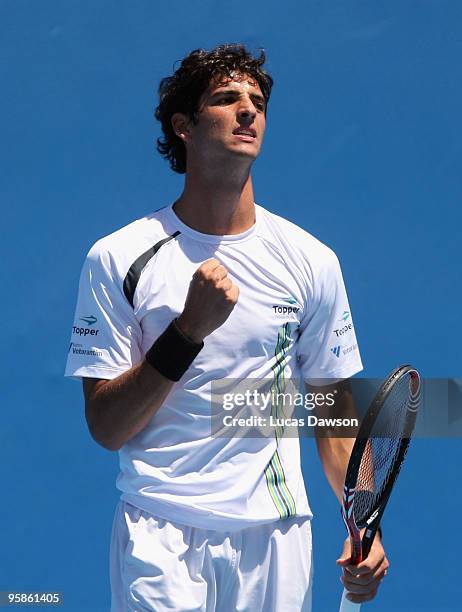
[339,364,421,611]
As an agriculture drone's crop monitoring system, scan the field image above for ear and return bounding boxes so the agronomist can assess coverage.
[171,113,192,143]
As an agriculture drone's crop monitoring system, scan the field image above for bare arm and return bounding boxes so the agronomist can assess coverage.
[83,364,175,451]
[83,258,239,451]
[308,379,389,602]
[309,379,357,502]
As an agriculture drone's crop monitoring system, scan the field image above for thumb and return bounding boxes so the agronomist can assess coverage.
[336,538,352,566]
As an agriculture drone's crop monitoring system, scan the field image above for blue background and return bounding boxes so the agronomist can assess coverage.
[1,1,460,610]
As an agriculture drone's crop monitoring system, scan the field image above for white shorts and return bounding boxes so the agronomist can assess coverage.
[110,500,313,612]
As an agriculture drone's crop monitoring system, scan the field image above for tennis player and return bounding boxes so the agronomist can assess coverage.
[65,44,389,611]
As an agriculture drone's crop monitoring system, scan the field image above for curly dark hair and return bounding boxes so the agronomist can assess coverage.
[154,43,274,174]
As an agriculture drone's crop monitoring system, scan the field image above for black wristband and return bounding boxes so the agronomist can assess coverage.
[145,319,204,382]
[377,526,383,540]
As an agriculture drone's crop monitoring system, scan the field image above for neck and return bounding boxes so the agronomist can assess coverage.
[173,163,256,235]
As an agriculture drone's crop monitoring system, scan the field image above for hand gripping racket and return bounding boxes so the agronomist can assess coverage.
[339,365,421,611]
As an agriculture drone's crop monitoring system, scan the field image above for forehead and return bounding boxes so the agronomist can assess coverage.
[205,73,263,97]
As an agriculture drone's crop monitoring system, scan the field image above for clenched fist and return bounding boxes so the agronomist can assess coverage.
[176,259,239,343]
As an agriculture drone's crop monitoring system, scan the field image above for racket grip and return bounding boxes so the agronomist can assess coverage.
[339,588,361,612]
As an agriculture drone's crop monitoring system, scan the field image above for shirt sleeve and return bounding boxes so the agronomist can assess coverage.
[297,250,363,384]
[64,240,142,380]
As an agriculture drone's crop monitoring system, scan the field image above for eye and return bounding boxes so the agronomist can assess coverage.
[217,96,235,104]
[251,98,266,112]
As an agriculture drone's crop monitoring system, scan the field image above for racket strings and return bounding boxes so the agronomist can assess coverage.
[353,374,414,526]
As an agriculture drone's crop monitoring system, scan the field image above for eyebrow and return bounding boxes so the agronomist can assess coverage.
[209,88,266,104]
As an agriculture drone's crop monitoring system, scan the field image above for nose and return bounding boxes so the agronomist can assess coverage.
[237,95,257,121]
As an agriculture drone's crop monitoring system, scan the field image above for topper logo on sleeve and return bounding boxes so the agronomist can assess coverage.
[72,315,99,336]
[332,322,353,337]
[332,311,354,337]
[80,315,97,326]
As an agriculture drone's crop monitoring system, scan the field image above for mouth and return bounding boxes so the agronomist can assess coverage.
[232,127,257,142]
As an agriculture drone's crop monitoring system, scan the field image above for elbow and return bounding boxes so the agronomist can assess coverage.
[85,402,123,452]
[92,431,123,452]
[88,422,123,452]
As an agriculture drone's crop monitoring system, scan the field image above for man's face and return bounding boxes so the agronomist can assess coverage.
[183,73,267,167]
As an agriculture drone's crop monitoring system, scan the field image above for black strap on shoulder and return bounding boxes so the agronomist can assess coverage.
[123,231,180,307]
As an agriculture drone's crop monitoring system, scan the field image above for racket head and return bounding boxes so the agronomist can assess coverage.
[342,364,421,562]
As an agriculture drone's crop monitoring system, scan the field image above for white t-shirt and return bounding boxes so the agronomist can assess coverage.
[65,203,363,530]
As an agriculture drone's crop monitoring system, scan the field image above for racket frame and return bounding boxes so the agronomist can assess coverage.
[341,364,420,563]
